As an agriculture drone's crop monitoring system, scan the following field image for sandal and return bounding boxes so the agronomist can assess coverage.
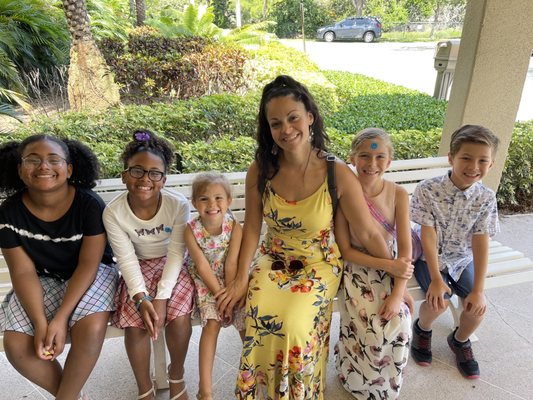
[168,376,187,400]
[137,386,155,400]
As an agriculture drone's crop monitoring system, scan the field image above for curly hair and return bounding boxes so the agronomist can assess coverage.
[0,135,100,196]
[255,75,329,191]
[121,130,175,172]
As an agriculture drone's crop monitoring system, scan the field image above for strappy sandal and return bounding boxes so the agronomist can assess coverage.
[196,393,214,400]
[137,385,155,400]
[168,376,187,400]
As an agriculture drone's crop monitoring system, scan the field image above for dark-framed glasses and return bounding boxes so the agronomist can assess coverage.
[271,259,304,272]
[21,156,67,168]
[124,166,165,182]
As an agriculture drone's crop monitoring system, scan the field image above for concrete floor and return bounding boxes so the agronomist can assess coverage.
[2,215,532,400]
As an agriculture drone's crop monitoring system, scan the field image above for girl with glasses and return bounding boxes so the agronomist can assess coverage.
[0,135,118,400]
[184,172,244,400]
[103,130,194,400]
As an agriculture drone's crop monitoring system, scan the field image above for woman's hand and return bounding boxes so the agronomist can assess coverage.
[216,279,247,320]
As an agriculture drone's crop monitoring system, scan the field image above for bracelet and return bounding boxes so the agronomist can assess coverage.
[135,294,153,310]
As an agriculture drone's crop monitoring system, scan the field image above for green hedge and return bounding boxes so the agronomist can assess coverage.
[4,42,533,211]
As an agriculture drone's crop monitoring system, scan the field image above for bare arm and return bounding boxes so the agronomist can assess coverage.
[380,186,411,319]
[2,246,50,359]
[465,233,489,316]
[336,161,390,259]
[224,221,243,285]
[217,162,262,317]
[421,224,451,310]
[46,233,106,358]
[334,207,412,279]
[184,225,222,295]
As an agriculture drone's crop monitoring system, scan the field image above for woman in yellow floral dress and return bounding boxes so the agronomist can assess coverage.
[216,75,392,400]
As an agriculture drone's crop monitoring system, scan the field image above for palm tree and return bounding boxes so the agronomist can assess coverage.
[135,0,146,26]
[61,0,120,110]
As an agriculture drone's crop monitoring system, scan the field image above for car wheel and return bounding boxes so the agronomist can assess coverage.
[324,31,335,42]
[363,31,375,43]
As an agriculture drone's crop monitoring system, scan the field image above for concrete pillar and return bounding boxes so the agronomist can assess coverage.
[440,0,533,191]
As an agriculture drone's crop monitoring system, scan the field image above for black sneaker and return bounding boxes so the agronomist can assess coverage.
[411,319,432,366]
[447,328,480,379]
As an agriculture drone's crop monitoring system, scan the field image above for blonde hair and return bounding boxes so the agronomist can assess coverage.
[450,124,499,156]
[350,127,394,158]
[191,172,232,201]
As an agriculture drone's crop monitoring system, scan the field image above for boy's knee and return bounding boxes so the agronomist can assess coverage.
[4,332,34,363]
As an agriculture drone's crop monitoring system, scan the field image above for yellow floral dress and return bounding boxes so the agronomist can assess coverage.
[236,179,342,400]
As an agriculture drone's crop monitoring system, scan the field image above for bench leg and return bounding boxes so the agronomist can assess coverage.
[152,331,169,390]
[448,296,479,343]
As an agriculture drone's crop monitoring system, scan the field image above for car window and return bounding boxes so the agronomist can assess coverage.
[342,19,355,27]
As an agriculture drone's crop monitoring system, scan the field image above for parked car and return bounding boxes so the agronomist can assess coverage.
[316,16,382,43]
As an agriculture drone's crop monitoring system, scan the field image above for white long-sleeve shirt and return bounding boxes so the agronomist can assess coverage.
[103,188,190,299]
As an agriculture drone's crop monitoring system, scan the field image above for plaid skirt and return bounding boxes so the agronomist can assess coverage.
[111,256,194,329]
[0,263,118,335]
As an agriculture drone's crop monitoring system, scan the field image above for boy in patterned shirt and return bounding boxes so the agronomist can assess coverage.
[409,124,500,379]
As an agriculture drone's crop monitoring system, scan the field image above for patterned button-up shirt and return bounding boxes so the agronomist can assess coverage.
[410,171,499,281]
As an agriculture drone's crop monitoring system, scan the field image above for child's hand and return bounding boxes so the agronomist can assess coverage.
[464,291,486,316]
[389,257,414,279]
[42,315,68,361]
[402,290,415,315]
[426,279,452,311]
[34,324,54,361]
[139,300,159,340]
[379,294,402,320]
[152,299,168,334]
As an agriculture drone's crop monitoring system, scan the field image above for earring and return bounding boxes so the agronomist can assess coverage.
[308,127,314,143]
[271,143,279,155]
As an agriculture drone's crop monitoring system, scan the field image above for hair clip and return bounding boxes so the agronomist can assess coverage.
[134,131,151,142]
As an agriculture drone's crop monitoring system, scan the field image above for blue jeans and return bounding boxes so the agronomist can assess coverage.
[413,259,474,299]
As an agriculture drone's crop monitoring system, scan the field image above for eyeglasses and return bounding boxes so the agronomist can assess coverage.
[124,166,165,182]
[271,259,304,272]
[21,156,67,168]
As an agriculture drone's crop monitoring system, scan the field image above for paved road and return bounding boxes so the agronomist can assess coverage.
[282,39,533,122]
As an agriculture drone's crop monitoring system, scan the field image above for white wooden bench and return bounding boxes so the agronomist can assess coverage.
[1,156,533,388]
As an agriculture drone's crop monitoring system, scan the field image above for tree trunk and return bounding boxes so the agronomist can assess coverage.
[235,0,241,27]
[62,0,120,111]
[263,0,268,19]
[430,1,441,39]
[129,0,135,21]
[135,0,146,26]
[352,0,364,17]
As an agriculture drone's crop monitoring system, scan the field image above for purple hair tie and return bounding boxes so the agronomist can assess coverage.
[134,131,151,142]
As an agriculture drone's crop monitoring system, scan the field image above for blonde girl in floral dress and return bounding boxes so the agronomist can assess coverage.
[335,128,414,400]
[215,76,393,400]
[184,172,243,400]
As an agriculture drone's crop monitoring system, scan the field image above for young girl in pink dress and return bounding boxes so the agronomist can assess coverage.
[184,172,243,400]
[104,131,194,400]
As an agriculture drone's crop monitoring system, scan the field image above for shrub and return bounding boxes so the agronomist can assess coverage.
[498,121,533,211]
[99,27,249,102]
[323,71,447,133]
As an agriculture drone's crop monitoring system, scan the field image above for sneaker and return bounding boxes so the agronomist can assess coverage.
[411,318,432,366]
[447,328,480,379]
